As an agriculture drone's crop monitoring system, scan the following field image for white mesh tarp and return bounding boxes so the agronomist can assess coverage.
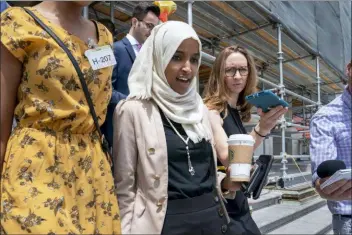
[257,1,351,80]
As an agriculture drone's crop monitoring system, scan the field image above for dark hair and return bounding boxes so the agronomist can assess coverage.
[98,19,116,35]
[132,2,160,20]
[7,1,41,7]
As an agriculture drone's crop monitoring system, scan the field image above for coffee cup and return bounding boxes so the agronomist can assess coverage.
[227,134,255,182]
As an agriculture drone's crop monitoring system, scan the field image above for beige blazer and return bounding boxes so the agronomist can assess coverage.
[113,99,234,234]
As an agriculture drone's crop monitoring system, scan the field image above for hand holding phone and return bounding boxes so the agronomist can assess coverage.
[316,178,352,201]
[246,90,288,135]
[256,105,288,134]
[320,169,351,189]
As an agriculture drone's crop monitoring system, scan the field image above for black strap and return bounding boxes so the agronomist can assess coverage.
[253,127,268,138]
[227,105,246,135]
[24,8,110,155]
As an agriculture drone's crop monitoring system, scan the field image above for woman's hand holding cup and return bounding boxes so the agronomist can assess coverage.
[222,166,242,192]
[228,134,255,182]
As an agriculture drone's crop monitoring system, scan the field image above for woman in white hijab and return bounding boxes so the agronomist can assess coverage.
[113,21,239,234]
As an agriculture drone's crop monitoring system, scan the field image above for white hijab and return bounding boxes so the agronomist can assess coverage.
[127,21,211,143]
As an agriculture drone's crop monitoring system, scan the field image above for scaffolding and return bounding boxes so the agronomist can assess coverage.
[88,1,350,187]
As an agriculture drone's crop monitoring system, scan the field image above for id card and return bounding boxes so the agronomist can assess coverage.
[85,45,116,70]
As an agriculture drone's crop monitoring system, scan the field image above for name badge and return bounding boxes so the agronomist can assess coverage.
[85,45,116,70]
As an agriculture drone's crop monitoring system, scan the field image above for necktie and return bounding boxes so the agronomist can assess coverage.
[137,44,142,52]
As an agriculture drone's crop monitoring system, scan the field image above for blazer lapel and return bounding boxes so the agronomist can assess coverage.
[122,37,136,62]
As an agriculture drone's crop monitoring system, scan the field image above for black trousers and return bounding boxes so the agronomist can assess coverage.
[161,192,231,235]
[225,191,261,235]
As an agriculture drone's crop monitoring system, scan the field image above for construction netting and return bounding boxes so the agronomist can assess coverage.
[258,1,351,79]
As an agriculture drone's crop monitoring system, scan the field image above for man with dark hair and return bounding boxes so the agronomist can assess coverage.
[113,2,160,96]
[102,2,160,147]
[129,3,160,46]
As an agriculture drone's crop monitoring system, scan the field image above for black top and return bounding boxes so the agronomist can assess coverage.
[219,104,247,166]
[160,110,214,200]
[221,104,251,215]
[221,105,247,137]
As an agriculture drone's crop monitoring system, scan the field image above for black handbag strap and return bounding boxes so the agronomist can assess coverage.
[24,8,110,155]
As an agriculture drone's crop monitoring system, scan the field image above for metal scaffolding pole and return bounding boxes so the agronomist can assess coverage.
[285,89,318,105]
[201,52,216,65]
[270,54,312,65]
[271,135,305,140]
[301,88,306,120]
[257,77,318,105]
[261,68,266,155]
[277,24,288,180]
[187,0,193,26]
[187,1,199,92]
[286,122,309,130]
[228,23,272,38]
[261,69,265,90]
[110,1,115,23]
[83,6,89,19]
[291,104,317,112]
[316,57,322,108]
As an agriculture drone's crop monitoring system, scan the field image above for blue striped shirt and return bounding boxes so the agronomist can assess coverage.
[310,87,351,215]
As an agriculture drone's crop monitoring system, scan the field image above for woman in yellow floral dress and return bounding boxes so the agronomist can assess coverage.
[0,2,121,234]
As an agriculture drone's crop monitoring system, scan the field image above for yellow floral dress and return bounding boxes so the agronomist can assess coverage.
[0,7,121,234]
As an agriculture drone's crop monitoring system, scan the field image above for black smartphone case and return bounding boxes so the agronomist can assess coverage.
[242,155,274,199]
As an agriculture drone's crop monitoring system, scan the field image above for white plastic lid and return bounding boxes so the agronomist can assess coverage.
[227,134,255,146]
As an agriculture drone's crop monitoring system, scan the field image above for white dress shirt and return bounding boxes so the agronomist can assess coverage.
[126,34,141,56]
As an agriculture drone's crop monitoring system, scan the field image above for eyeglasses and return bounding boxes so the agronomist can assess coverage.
[225,67,249,77]
[138,19,155,30]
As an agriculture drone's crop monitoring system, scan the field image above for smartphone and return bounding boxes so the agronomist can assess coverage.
[320,169,351,189]
[245,90,288,113]
[241,155,274,200]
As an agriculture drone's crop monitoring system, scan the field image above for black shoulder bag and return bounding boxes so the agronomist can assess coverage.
[24,8,112,166]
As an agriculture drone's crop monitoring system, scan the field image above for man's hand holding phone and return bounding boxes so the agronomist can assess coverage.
[315,178,352,201]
